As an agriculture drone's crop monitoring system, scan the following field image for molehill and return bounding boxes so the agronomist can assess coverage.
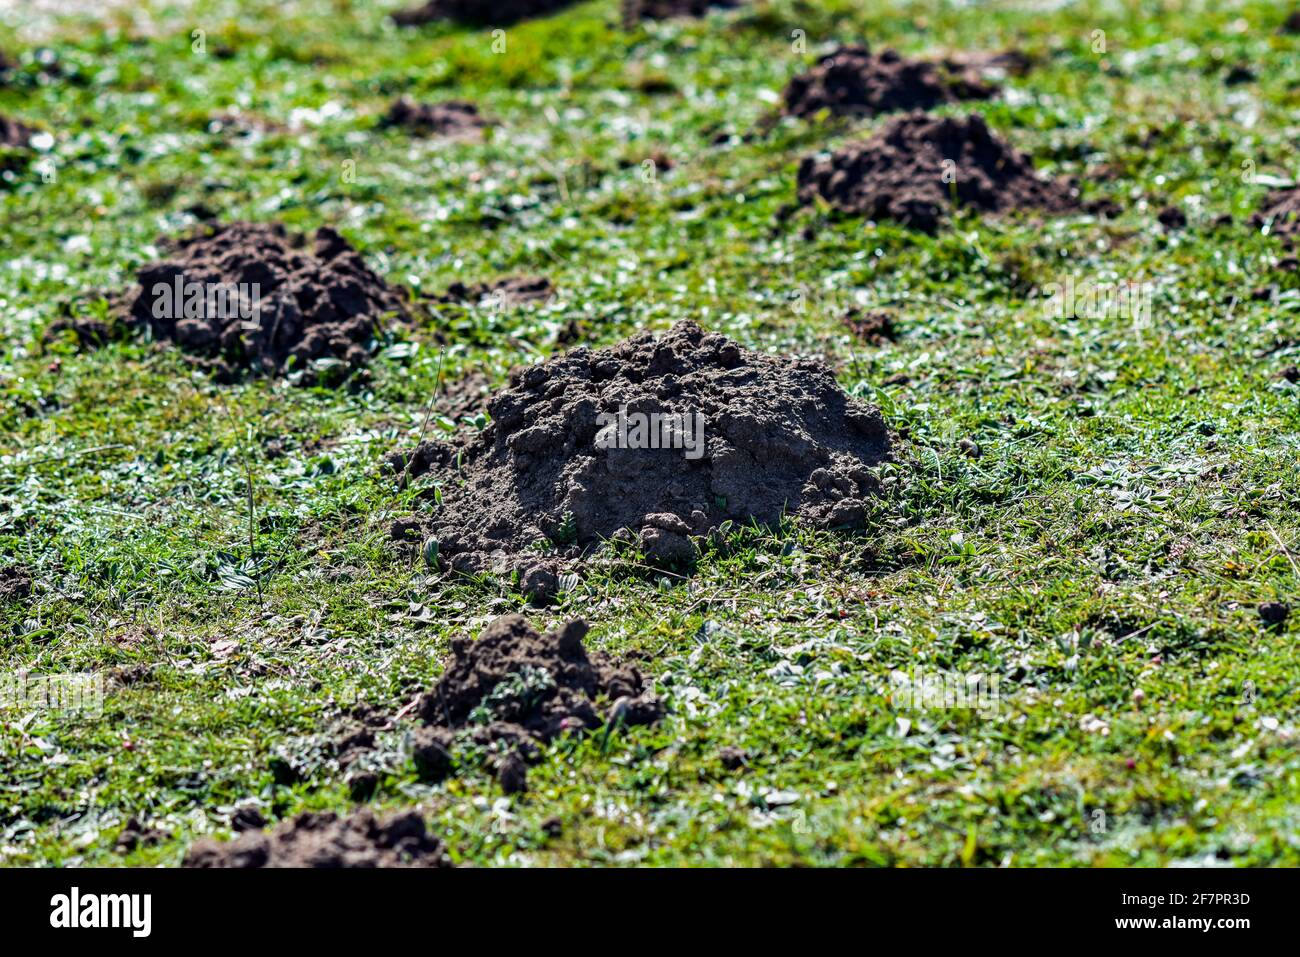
[122,222,409,384]
[381,97,491,139]
[183,809,449,868]
[782,44,996,119]
[797,111,1078,233]
[409,615,663,794]
[391,320,890,595]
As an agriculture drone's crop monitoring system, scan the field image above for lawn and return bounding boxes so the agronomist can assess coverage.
[1,0,1298,867]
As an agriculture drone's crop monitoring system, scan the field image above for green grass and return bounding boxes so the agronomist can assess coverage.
[2,0,1299,866]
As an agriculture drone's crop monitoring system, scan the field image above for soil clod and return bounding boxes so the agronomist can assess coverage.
[1157,205,1187,230]
[0,565,32,604]
[623,0,744,22]
[0,113,34,153]
[842,307,896,345]
[115,817,166,853]
[393,0,576,26]
[1254,188,1300,239]
[797,111,1078,233]
[782,44,995,120]
[1259,601,1290,631]
[381,97,491,139]
[718,746,748,770]
[429,275,555,308]
[183,808,449,868]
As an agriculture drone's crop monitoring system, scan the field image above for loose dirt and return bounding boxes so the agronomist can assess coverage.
[0,112,32,148]
[842,308,896,345]
[1254,188,1300,239]
[0,565,32,604]
[409,615,662,794]
[123,222,409,384]
[382,97,490,139]
[183,808,449,868]
[797,111,1078,233]
[391,320,890,589]
[782,45,995,120]
[623,0,744,22]
[434,370,496,423]
[393,0,576,26]
[429,275,555,307]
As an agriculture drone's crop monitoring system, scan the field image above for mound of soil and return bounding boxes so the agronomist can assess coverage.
[411,615,661,793]
[391,320,890,584]
[623,0,744,21]
[1259,601,1290,631]
[797,111,1078,233]
[843,308,896,345]
[381,97,490,139]
[0,565,32,604]
[429,275,555,307]
[782,45,995,120]
[184,808,449,868]
[392,0,576,26]
[124,222,409,384]
[1157,205,1187,230]
[0,113,33,148]
[1253,188,1300,239]
[115,816,166,853]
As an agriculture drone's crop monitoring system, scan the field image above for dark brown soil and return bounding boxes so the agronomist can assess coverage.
[436,370,496,422]
[381,97,490,139]
[0,565,32,604]
[391,320,890,586]
[1253,188,1300,239]
[1281,10,1300,34]
[183,808,450,868]
[393,0,576,26]
[782,45,995,120]
[797,111,1079,233]
[124,222,409,384]
[0,113,33,148]
[115,817,166,853]
[429,275,555,307]
[410,615,663,794]
[842,308,896,345]
[623,0,744,21]
[1224,64,1256,86]
[1157,205,1188,230]
[718,746,748,770]
[1258,601,1290,630]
